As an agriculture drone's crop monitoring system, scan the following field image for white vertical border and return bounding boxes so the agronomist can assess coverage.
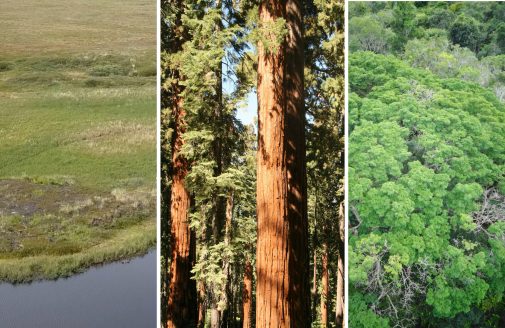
[344,0,349,326]
[156,0,161,325]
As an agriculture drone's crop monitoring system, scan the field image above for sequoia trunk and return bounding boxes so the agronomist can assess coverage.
[242,259,253,328]
[336,202,345,327]
[321,243,329,327]
[167,91,197,327]
[312,251,318,322]
[255,0,309,326]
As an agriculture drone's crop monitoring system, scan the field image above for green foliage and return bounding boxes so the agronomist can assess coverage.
[390,2,418,53]
[250,14,288,55]
[305,0,345,325]
[349,292,390,328]
[350,1,505,103]
[349,16,395,54]
[449,15,481,53]
[349,51,505,326]
[161,0,259,322]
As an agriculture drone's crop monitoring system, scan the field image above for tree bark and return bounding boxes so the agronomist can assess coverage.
[242,259,253,328]
[256,0,309,326]
[167,87,197,327]
[312,251,317,322]
[336,202,345,327]
[211,308,220,328]
[312,209,318,322]
[197,281,206,328]
[321,243,328,327]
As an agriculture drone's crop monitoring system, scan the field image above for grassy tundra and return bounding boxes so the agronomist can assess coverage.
[0,0,156,282]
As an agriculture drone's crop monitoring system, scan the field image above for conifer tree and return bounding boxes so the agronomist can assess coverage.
[161,0,198,326]
[305,0,345,326]
[255,0,310,326]
[162,1,257,327]
[161,0,345,326]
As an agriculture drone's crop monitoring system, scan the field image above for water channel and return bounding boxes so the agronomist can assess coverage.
[0,250,156,328]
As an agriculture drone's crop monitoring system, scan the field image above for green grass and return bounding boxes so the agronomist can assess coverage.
[0,220,156,283]
[0,0,156,282]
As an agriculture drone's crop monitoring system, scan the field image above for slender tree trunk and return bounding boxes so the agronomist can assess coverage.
[312,207,318,322]
[198,281,206,328]
[242,259,253,328]
[256,0,309,326]
[312,251,317,321]
[336,202,345,327]
[210,14,227,324]
[312,252,317,295]
[211,308,220,328]
[221,192,234,326]
[321,243,329,327]
[167,88,197,327]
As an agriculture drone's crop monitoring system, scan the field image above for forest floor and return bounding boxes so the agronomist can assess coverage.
[0,0,156,283]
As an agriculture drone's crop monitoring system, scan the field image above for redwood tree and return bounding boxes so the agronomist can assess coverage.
[167,99,197,327]
[255,0,310,326]
[164,0,197,326]
[321,242,329,327]
[242,259,253,328]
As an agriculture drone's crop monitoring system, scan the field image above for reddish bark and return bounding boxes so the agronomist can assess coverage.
[255,0,309,326]
[336,202,345,327]
[242,259,253,328]
[321,243,329,327]
[312,251,318,322]
[166,54,197,327]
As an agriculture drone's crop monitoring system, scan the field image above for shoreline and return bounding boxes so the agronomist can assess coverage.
[0,220,156,284]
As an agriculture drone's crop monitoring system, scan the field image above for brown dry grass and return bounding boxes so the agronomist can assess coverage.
[73,120,155,154]
[0,0,155,56]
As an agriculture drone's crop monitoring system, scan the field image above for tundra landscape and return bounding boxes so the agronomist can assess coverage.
[0,0,156,283]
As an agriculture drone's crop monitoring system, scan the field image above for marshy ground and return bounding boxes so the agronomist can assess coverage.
[0,0,156,282]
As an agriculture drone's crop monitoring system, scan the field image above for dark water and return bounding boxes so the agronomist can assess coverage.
[0,251,156,328]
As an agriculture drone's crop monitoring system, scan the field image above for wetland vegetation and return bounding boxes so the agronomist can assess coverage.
[0,0,156,283]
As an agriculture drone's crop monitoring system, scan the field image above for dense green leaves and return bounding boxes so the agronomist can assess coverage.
[350,50,505,327]
[449,14,481,52]
[350,2,505,103]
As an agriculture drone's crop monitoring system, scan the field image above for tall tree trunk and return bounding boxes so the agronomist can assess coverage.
[166,0,197,324]
[167,89,197,327]
[312,251,317,321]
[256,0,309,326]
[312,205,318,322]
[242,259,253,328]
[321,243,329,327]
[336,202,345,327]
[210,11,227,324]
